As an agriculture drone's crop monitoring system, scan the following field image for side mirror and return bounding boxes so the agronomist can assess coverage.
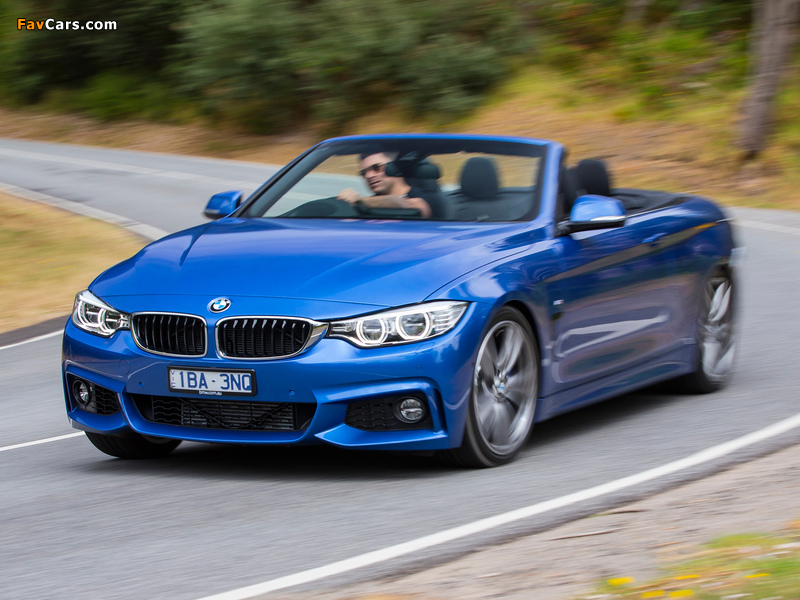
[558,195,626,235]
[204,190,243,220]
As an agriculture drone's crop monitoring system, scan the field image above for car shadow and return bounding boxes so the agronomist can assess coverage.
[77,383,688,481]
[80,438,451,481]
[527,383,684,448]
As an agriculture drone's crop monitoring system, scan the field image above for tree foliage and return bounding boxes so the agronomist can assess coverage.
[3,0,188,102]
[2,0,791,149]
[177,0,530,130]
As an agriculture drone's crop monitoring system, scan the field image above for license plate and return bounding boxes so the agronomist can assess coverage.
[168,368,256,396]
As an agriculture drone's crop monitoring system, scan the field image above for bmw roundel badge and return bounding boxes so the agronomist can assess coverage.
[208,297,231,313]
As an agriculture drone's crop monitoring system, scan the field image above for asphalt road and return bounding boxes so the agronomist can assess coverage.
[0,137,276,233]
[1,138,800,600]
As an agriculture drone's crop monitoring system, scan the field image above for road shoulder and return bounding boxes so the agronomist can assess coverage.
[0,315,67,348]
[276,441,800,600]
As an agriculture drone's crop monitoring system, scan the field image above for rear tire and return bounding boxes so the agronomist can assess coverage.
[677,270,736,394]
[85,431,181,459]
[440,307,539,468]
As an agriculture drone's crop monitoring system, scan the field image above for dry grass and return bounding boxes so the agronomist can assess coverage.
[0,192,146,333]
[0,104,316,165]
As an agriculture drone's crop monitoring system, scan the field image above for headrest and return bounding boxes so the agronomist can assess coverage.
[384,153,440,180]
[459,157,499,201]
[412,162,441,180]
[575,159,612,197]
[561,164,580,211]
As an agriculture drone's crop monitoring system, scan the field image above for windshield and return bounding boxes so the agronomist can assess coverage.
[243,138,546,222]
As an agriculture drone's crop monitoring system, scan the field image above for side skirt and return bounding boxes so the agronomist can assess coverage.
[536,342,695,422]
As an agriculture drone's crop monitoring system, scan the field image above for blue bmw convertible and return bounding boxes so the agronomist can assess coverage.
[63,134,737,467]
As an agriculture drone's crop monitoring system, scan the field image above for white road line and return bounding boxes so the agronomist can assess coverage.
[0,138,281,170]
[197,410,800,600]
[0,330,62,352]
[738,220,800,236]
[0,147,263,190]
[0,432,83,453]
[0,181,170,241]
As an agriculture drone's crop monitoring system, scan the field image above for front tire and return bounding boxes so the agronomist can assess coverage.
[441,307,539,468]
[679,270,736,393]
[85,431,181,459]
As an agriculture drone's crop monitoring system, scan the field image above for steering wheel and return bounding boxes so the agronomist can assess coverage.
[281,197,362,218]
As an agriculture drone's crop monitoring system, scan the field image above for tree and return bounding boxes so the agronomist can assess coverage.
[625,0,652,24]
[739,0,800,159]
[679,0,705,12]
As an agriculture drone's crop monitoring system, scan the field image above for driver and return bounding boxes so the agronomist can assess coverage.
[337,152,433,218]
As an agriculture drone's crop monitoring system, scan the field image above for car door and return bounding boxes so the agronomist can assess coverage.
[548,211,677,399]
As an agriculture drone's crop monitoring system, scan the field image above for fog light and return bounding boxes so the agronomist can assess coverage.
[72,380,92,407]
[396,397,425,423]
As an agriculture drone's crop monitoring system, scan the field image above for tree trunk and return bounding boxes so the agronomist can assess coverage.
[679,0,705,12]
[624,0,651,24]
[739,0,800,159]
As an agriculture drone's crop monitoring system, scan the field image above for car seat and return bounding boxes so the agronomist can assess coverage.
[459,156,500,202]
[574,159,613,197]
[386,157,452,219]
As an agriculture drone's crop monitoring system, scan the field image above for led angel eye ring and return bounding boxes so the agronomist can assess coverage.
[356,318,388,345]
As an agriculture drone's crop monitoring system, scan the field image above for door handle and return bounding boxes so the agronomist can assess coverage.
[643,232,666,246]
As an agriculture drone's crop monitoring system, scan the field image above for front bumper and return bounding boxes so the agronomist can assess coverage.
[62,302,489,451]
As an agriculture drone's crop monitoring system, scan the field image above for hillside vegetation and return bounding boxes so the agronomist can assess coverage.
[0,0,798,208]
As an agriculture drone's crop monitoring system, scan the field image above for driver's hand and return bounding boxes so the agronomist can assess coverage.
[337,188,362,204]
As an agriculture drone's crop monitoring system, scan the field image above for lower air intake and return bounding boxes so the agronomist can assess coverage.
[131,394,315,431]
[345,394,432,431]
[66,375,120,416]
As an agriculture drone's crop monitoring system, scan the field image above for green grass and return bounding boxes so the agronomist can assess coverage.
[578,528,800,599]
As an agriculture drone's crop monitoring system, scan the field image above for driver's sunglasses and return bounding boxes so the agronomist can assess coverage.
[359,162,389,177]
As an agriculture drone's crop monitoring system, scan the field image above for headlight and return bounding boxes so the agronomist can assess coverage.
[328,301,468,348]
[72,290,130,337]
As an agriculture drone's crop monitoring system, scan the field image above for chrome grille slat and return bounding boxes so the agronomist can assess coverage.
[166,315,173,353]
[157,314,164,352]
[217,317,313,359]
[132,312,206,357]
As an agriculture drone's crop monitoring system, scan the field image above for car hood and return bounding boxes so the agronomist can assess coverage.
[92,218,534,311]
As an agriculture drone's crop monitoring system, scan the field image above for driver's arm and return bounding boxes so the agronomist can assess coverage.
[337,189,432,217]
[337,188,362,204]
[399,196,432,218]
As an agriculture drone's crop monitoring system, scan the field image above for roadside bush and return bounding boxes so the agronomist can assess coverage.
[0,0,759,130]
[665,0,751,34]
[532,0,623,49]
[4,0,188,102]
[399,34,507,120]
[177,0,304,132]
[177,0,531,132]
[75,72,182,122]
[0,0,18,99]
[294,0,420,125]
[571,24,749,118]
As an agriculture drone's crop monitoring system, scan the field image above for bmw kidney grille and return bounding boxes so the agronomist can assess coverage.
[131,313,207,357]
[217,317,313,359]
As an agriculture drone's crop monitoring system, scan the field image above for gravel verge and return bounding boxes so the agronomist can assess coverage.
[270,441,800,600]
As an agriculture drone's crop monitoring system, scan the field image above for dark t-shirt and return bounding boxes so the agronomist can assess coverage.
[407,182,449,219]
